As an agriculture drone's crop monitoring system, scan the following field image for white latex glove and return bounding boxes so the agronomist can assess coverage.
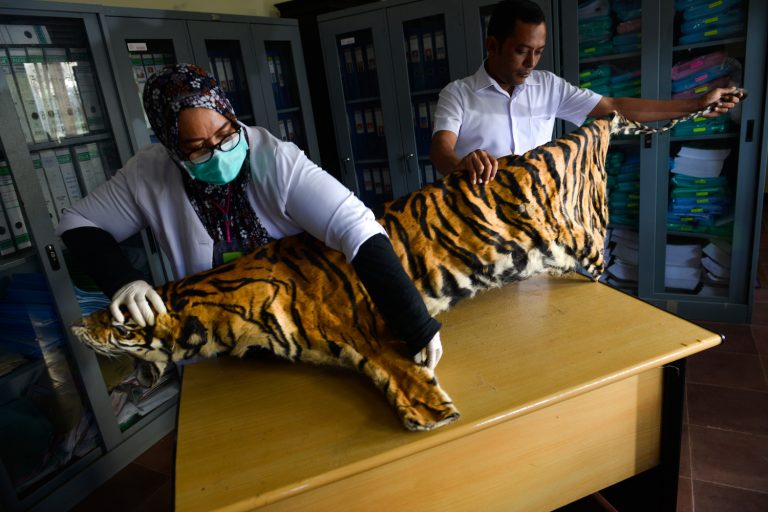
[414,332,443,370]
[110,280,167,327]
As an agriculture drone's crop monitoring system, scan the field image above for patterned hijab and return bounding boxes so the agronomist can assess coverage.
[142,64,272,257]
[143,63,238,161]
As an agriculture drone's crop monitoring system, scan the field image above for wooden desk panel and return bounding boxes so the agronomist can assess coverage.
[176,274,720,512]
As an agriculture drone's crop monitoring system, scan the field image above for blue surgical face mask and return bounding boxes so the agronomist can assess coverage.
[182,134,247,185]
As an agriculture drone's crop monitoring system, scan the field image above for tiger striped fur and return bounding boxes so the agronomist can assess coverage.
[70,104,736,431]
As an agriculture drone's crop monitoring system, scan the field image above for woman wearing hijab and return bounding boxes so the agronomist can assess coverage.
[58,64,442,369]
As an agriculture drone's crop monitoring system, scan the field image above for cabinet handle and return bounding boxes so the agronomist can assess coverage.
[45,244,61,271]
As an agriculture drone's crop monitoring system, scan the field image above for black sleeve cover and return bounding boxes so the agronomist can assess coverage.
[60,226,146,298]
[352,234,440,356]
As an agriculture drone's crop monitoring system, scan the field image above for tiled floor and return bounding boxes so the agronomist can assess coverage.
[72,201,768,512]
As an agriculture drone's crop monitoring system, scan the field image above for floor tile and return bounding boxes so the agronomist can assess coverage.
[71,463,169,512]
[140,478,173,511]
[752,301,768,325]
[692,480,768,512]
[695,322,756,354]
[133,432,176,476]
[687,350,768,391]
[680,425,691,478]
[689,425,768,491]
[687,383,768,435]
[677,478,693,512]
[753,325,768,355]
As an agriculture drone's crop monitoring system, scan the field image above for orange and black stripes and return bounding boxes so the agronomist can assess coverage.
[73,115,619,432]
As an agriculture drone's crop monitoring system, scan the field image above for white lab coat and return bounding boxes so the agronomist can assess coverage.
[56,125,385,279]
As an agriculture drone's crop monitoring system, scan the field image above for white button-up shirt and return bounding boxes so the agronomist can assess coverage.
[433,64,602,158]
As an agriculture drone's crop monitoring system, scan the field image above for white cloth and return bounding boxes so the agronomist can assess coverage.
[56,125,386,279]
[432,64,602,158]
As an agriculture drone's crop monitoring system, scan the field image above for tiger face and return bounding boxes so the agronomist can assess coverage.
[71,309,173,386]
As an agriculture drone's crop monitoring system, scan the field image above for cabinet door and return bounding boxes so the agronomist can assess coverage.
[320,12,405,210]
[0,11,151,509]
[387,0,466,192]
[463,0,556,74]
[651,0,766,321]
[104,16,192,151]
[251,22,321,164]
[561,0,650,299]
[187,20,269,130]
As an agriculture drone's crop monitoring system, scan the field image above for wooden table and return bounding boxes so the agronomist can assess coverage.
[175,274,720,512]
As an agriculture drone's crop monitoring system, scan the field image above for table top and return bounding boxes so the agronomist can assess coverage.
[175,273,720,512]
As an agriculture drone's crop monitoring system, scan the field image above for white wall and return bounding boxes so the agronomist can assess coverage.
[39,0,281,17]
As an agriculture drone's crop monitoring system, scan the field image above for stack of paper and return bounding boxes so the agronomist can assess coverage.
[668,147,732,236]
[700,241,731,295]
[0,273,66,358]
[606,150,640,227]
[671,146,731,178]
[602,227,639,290]
[665,242,703,291]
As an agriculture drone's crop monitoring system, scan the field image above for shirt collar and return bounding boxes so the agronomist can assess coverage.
[471,61,543,95]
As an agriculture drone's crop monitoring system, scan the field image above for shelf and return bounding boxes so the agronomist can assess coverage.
[579,51,641,65]
[277,106,301,114]
[672,37,746,53]
[0,247,37,273]
[345,95,380,105]
[354,158,388,165]
[410,88,442,97]
[28,132,114,152]
[670,133,739,142]
[666,229,732,242]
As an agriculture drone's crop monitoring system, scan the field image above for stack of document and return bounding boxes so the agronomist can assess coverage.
[578,0,613,58]
[700,241,731,295]
[668,146,732,236]
[606,150,640,227]
[602,227,639,291]
[665,242,703,291]
[0,273,66,358]
[675,0,745,45]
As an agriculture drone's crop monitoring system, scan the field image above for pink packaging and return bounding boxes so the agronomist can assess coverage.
[616,18,642,34]
[671,51,728,81]
[672,76,731,100]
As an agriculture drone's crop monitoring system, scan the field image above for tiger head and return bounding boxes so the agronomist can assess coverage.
[71,309,176,387]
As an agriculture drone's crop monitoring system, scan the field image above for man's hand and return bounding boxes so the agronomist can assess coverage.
[414,332,443,370]
[701,86,744,118]
[110,280,167,327]
[456,149,498,185]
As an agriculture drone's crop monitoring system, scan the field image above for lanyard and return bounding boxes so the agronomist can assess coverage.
[211,185,232,243]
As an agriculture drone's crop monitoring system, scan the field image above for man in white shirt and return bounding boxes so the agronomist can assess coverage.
[431,0,742,184]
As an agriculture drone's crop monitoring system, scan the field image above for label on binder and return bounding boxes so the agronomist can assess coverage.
[435,31,446,60]
[409,35,420,63]
[363,168,373,191]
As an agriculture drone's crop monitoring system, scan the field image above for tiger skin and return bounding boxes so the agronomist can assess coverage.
[70,103,730,431]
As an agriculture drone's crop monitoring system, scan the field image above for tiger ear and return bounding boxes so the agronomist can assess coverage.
[136,360,169,388]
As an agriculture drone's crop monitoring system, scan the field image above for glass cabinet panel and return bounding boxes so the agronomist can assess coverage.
[335,29,393,209]
[202,40,255,125]
[104,17,192,151]
[264,40,309,152]
[125,40,177,143]
[401,14,450,187]
[1,13,178,454]
[0,17,107,501]
[661,0,748,298]
[571,0,644,295]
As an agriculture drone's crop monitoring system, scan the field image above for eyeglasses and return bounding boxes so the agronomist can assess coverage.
[184,128,241,165]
